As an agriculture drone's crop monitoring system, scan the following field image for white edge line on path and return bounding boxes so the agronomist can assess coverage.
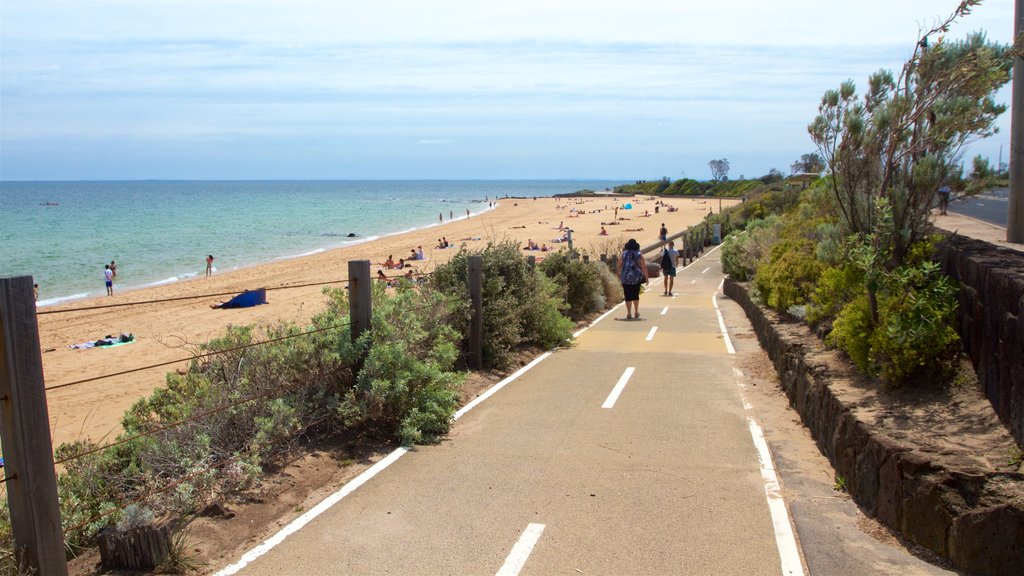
[213,446,409,576]
[712,292,736,355]
[732,369,806,576]
[496,523,546,576]
[660,306,668,316]
[454,351,552,420]
[645,326,658,341]
[215,248,726,575]
[602,367,635,409]
[217,344,560,574]
[701,266,711,274]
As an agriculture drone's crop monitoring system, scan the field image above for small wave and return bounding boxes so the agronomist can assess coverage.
[37,292,91,307]
[277,248,326,260]
[148,272,199,287]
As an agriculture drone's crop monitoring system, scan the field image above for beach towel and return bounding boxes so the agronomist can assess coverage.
[70,333,135,350]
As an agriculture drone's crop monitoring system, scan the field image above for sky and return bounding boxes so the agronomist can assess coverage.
[0,0,1015,181]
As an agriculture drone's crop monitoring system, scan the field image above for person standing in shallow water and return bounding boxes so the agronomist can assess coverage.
[206,255,214,277]
[617,238,649,320]
[104,264,114,296]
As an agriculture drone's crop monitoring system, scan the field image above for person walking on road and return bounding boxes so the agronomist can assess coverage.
[660,240,679,296]
[617,238,649,320]
[937,184,951,215]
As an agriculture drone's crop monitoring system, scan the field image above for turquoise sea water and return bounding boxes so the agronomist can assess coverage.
[0,180,621,306]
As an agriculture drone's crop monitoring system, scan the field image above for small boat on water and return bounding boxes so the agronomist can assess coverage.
[41,201,59,206]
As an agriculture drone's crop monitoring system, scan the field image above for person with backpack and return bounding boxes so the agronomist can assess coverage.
[660,240,679,296]
[617,238,649,320]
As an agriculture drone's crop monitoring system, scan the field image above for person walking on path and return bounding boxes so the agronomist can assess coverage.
[206,255,215,277]
[660,241,679,296]
[104,264,114,296]
[659,223,668,242]
[617,238,649,320]
[937,184,951,215]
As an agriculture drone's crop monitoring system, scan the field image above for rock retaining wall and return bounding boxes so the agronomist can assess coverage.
[936,233,1024,447]
[725,279,1023,576]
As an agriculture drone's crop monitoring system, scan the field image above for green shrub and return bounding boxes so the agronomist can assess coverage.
[340,285,464,444]
[720,215,782,281]
[826,294,874,373]
[430,241,572,368]
[808,265,864,326]
[871,261,961,383]
[826,259,960,386]
[753,238,824,312]
[538,252,604,320]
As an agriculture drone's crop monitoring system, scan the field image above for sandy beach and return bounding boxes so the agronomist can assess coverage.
[36,195,737,449]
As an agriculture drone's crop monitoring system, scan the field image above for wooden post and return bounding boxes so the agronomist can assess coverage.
[0,276,69,576]
[566,229,573,254]
[467,256,483,370]
[348,261,371,343]
[600,253,607,263]
[526,255,536,270]
[583,255,590,264]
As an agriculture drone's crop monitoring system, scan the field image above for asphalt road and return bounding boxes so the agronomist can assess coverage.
[213,249,955,576]
[948,187,1009,227]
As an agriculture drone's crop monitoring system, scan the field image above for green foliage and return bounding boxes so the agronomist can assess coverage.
[824,240,961,385]
[810,12,1013,267]
[538,252,604,320]
[808,265,864,326]
[430,240,573,368]
[753,238,825,312]
[827,294,875,373]
[870,261,961,383]
[791,152,825,174]
[720,215,783,281]
[340,285,464,444]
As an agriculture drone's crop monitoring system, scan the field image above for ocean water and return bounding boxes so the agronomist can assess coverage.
[0,180,621,306]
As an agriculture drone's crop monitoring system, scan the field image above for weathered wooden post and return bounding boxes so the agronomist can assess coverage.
[600,253,607,263]
[582,254,590,264]
[526,255,536,270]
[0,276,69,576]
[467,256,483,370]
[566,229,574,255]
[348,261,371,343]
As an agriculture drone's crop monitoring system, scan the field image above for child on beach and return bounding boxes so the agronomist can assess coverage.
[206,255,214,277]
[104,264,114,296]
[109,260,117,278]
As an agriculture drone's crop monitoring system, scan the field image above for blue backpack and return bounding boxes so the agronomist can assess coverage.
[621,250,644,285]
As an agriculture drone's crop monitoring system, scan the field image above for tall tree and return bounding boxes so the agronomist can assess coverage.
[809,0,1013,269]
[790,153,824,174]
[708,158,730,183]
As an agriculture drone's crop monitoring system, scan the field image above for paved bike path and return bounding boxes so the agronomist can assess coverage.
[219,249,798,575]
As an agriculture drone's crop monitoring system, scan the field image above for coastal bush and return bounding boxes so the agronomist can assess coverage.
[429,241,572,368]
[538,252,604,320]
[720,215,782,281]
[594,260,624,308]
[823,243,961,386]
[807,264,864,327]
[52,314,355,550]
[753,238,825,312]
[337,283,464,444]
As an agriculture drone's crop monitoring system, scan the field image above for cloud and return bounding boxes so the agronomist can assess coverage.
[0,0,1013,179]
